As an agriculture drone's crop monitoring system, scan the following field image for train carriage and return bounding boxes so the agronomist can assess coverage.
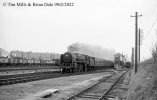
[34,58,40,66]
[27,59,34,66]
[45,59,55,66]
[53,59,60,66]
[40,59,46,66]
[95,58,105,69]
[88,57,95,70]
[0,57,9,66]
[22,58,28,66]
[19,58,28,66]
[9,57,21,66]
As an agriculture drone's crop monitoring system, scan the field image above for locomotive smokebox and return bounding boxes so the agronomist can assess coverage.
[62,52,73,63]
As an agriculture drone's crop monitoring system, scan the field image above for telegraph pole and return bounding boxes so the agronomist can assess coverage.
[139,28,141,62]
[131,12,142,73]
[131,48,134,69]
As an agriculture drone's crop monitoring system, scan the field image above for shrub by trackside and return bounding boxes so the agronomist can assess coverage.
[152,43,157,63]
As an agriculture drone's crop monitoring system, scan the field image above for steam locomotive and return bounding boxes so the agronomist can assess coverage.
[60,52,114,73]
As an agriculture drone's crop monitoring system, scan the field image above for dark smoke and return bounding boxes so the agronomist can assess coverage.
[67,42,116,60]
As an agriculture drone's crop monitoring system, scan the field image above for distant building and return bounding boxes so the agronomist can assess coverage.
[114,53,125,70]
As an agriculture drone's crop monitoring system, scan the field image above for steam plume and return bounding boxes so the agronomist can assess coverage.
[67,42,116,60]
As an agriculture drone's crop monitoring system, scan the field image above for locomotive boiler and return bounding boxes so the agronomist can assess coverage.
[60,52,91,73]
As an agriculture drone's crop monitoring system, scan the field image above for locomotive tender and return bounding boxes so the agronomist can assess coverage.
[60,52,114,73]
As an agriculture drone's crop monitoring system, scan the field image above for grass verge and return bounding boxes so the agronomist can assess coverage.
[127,62,157,100]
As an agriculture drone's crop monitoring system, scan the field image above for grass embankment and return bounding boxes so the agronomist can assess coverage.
[127,61,157,100]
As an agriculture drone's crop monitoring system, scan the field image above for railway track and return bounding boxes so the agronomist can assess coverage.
[0,72,59,86]
[66,70,130,100]
[0,69,115,86]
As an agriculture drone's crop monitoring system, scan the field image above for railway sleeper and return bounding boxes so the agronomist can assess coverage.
[78,94,101,99]
[8,81,14,85]
[113,85,129,90]
[31,78,38,81]
[0,82,7,85]
[16,80,23,83]
[82,93,102,97]
[22,79,28,82]
[0,80,7,83]
[28,78,34,81]
[105,79,117,83]
[105,95,126,100]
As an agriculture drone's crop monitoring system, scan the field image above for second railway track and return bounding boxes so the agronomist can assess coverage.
[66,70,130,100]
[0,69,115,86]
[0,72,59,86]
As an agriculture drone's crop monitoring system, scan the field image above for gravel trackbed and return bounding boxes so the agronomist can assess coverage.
[0,71,112,100]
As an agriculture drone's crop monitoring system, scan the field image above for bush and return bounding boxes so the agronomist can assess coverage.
[152,43,157,63]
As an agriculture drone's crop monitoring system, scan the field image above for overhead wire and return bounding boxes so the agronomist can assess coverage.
[145,2,157,37]
[145,18,157,37]
[139,2,157,42]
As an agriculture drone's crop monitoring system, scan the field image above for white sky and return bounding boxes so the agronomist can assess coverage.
[0,0,157,61]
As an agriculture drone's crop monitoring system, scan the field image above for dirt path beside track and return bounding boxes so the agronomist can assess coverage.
[0,71,112,100]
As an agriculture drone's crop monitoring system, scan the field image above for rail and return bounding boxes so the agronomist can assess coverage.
[66,70,129,100]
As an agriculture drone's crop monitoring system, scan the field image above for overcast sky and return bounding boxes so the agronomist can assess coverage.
[0,0,157,61]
